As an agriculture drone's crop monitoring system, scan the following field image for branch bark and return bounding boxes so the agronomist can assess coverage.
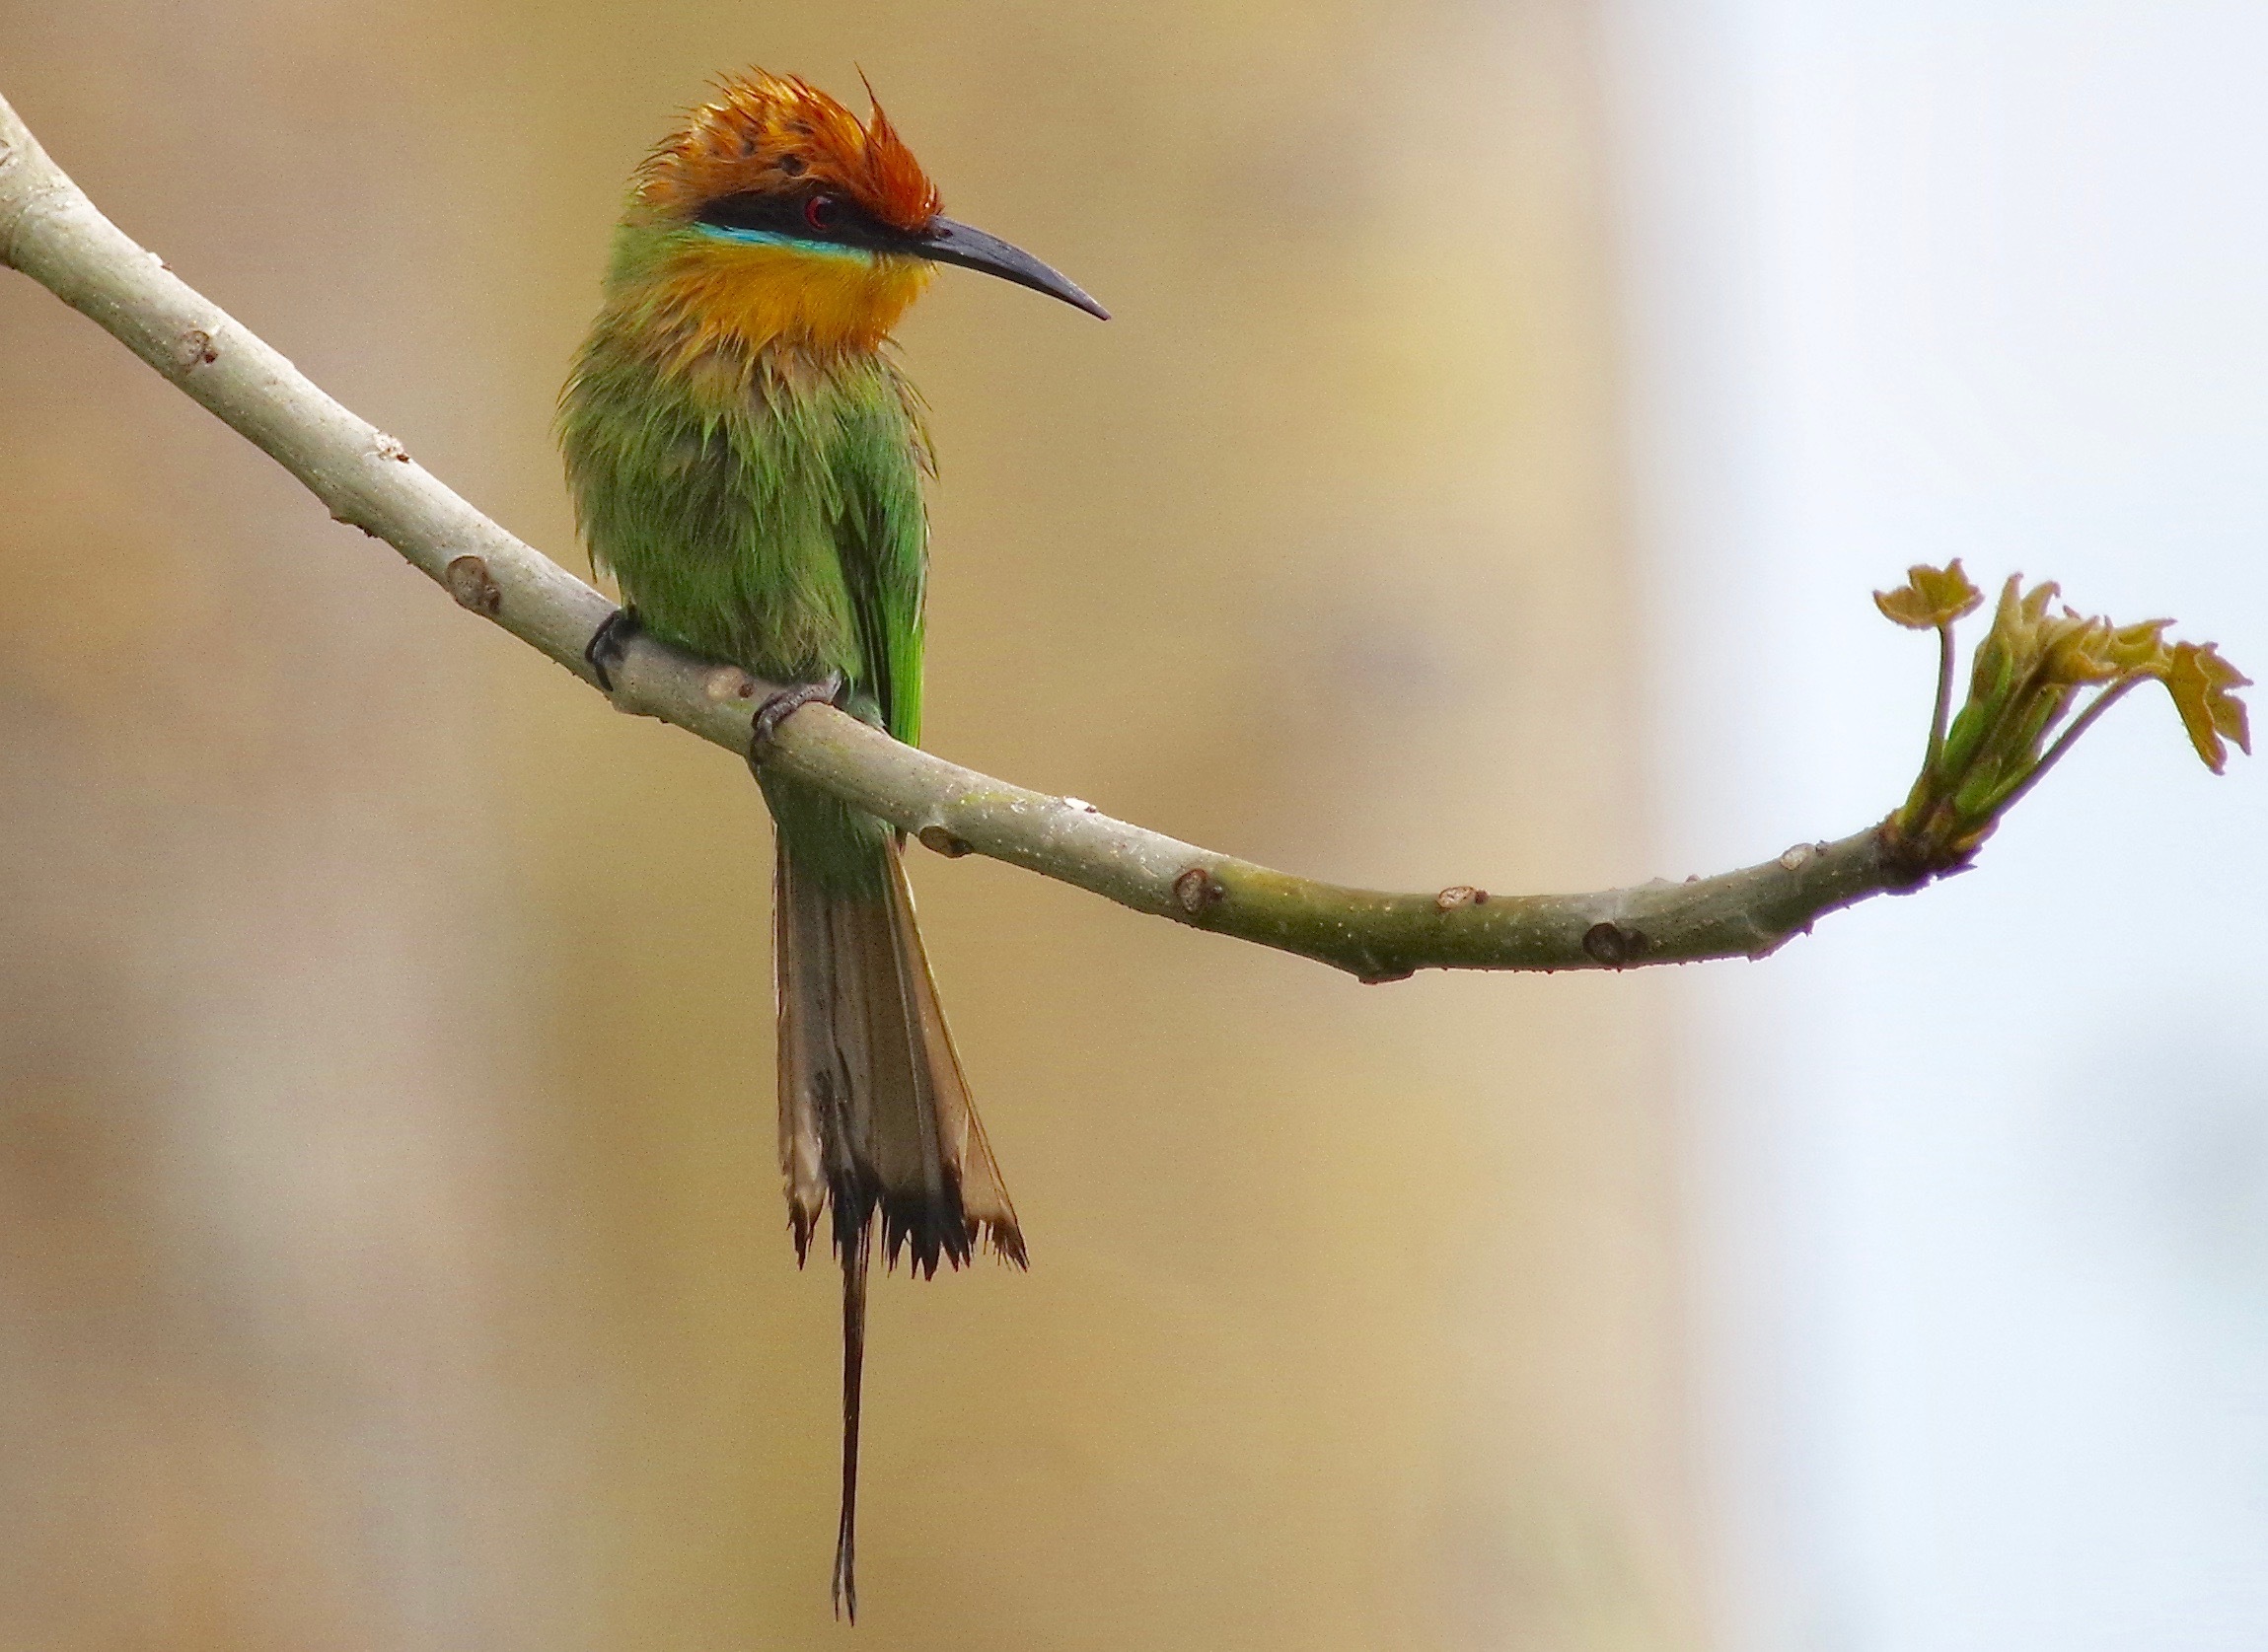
[0,86,1932,980]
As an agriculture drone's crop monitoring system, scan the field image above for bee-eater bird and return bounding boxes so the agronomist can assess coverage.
[558,70,1105,1618]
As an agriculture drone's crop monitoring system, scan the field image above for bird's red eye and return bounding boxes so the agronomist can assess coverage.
[803,194,841,233]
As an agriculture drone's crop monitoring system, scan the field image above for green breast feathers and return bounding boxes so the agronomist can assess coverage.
[560,341,933,748]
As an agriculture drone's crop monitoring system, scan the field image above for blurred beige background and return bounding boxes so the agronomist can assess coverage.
[0,3,1692,1647]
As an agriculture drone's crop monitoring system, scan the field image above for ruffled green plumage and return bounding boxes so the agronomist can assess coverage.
[560,328,930,740]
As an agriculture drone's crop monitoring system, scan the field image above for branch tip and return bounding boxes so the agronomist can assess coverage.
[1881,565,2248,873]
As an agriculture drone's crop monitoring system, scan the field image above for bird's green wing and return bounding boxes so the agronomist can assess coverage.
[833,364,931,750]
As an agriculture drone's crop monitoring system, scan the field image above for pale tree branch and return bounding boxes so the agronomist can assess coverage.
[0,86,2030,980]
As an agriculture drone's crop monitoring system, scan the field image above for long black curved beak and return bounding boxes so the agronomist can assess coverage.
[915,216,1109,320]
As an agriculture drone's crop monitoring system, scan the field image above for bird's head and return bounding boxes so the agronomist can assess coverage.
[614,70,1105,361]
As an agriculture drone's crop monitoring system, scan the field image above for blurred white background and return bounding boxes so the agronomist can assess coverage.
[1608,4,2268,1649]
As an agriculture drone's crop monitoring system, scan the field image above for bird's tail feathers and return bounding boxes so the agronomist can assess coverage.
[774,832,1023,1274]
[773,827,1023,1621]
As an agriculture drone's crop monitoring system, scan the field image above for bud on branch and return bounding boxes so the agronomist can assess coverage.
[1876,559,2251,876]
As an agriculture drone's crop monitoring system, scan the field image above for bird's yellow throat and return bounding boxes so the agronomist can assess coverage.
[643,236,935,365]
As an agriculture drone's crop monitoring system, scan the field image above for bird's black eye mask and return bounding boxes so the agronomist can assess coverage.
[694,189,906,254]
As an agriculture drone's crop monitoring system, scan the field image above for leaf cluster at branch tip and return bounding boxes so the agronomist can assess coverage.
[1879,563,2249,871]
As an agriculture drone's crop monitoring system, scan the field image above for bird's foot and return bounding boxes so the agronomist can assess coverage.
[748,672,846,769]
[585,604,641,694]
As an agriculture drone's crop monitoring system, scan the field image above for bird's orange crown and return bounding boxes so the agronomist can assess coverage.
[636,70,941,230]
